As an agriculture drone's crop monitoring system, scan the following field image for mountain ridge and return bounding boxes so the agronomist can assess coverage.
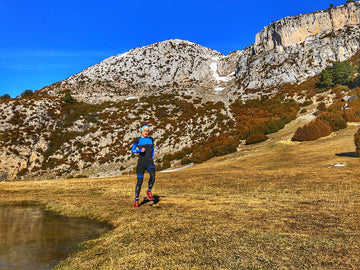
[236,1,360,91]
[41,2,360,104]
[44,39,235,104]
[1,2,360,180]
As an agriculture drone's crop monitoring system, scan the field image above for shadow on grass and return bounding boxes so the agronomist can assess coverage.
[139,195,160,207]
[335,152,356,158]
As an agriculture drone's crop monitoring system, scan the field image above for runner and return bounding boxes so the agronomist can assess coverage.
[131,124,155,208]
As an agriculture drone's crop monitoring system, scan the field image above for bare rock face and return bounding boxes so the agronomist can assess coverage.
[254,2,360,51]
[46,39,227,103]
[236,2,360,90]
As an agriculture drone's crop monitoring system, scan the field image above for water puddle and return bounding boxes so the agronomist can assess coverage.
[0,206,112,269]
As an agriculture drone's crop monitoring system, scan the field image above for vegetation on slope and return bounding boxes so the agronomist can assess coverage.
[3,53,360,179]
[355,127,360,157]
[0,88,300,179]
[0,119,359,269]
[291,58,360,143]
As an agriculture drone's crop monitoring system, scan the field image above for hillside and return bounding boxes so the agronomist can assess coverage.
[2,2,360,180]
[0,114,359,268]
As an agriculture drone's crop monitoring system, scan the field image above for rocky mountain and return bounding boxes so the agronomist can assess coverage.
[1,2,360,180]
[42,2,360,103]
[44,39,237,104]
[236,1,360,91]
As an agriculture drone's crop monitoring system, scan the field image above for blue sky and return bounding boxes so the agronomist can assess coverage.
[0,0,348,97]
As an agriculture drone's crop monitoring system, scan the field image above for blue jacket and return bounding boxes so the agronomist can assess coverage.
[131,136,154,160]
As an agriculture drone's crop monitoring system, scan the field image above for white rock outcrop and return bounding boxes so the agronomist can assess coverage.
[236,2,360,90]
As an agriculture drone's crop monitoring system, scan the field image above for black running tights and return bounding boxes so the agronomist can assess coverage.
[135,168,155,198]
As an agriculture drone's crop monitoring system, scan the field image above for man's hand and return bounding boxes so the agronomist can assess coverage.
[141,148,145,152]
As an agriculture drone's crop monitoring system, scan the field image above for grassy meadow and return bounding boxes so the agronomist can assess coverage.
[0,118,359,269]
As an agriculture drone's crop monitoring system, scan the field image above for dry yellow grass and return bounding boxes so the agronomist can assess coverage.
[0,118,359,269]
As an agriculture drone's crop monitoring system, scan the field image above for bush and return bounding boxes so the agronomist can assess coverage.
[190,146,213,164]
[159,158,171,171]
[333,61,354,86]
[246,132,267,145]
[208,133,239,156]
[63,92,76,104]
[21,89,34,97]
[317,102,327,113]
[317,66,334,90]
[314,118,332,137]
[181,157,193,165]
[342,107,360,122]
[0,94,10,100]
[292,122,322,141]
[355,128,360,157]
[292,117,334,141]
[299,100,313,107]
[319,112,347,131]
[264,119,286,134]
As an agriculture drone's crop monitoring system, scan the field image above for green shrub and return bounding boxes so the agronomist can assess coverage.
[0,94,10,100]
[21,90,34,97]
[63,92,76,104]
[317,66,334,90]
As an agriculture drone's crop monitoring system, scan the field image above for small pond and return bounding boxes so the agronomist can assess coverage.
[0,206,112,269]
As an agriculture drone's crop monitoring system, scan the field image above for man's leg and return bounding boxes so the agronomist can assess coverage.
[146,165,155,201]
[147,167,155,190]
[135,162,145,199]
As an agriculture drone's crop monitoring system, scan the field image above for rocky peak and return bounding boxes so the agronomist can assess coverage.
[254,2,360,52]
[45,39,232,103]
[235,2,360,91]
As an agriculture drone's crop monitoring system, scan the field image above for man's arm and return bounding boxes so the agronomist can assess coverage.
[131,138,141,154]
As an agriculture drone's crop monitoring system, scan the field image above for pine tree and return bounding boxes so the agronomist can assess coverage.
[318,66,334,89]
[332,61,354,86]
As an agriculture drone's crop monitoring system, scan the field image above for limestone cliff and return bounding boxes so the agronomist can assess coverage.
[236,2,360,90]
[254,2,360,52]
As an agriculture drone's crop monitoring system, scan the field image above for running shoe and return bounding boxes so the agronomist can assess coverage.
[146,190,154,201]
[134,198,139,208]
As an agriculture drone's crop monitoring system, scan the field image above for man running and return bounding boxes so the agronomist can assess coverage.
[131,124,155,208]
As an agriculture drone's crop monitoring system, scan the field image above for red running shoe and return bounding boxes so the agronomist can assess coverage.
[134,199,139,208]
[146,190,154,201]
